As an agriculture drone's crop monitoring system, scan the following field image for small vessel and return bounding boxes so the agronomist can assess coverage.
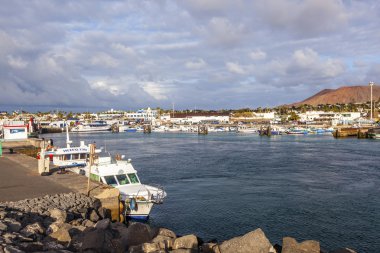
[71,121,111,133]
[73,155,166,220]
[238,127,258,133]
[286,127,308,135]
[119,126,138,132]
[368,127,380,139]
[44,124,102,168]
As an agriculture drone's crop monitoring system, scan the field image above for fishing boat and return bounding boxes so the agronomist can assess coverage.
[43,125,102,168]
[71,121,111,133]
[238,127,257,133]
[368,127,380,139]
[286,127,308,135]
[72,155,166,220]
[119,126,138,132]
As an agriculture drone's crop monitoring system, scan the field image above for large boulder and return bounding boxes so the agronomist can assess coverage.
[20,222,45,237]
[79,227,123,253]
[219,228,272,253]
[49,208,67,224]
[18,241,44,252]
[173,234,198,250]
[4,218,22,233]
[202,243,221,253]
[48,224,73,245]
[94,218,111,230]
[282,237,320,253]
[329,248,357,253]
[156,228,176,239]
[89,209,100,222]
[125,222,155,247]
[0,221,8,232]
[170,249,198,253]
[142,242,161,253]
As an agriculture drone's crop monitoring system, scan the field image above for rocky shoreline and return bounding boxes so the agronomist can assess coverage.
[0,193,356,253]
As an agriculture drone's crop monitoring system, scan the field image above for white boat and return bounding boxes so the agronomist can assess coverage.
[71,121,111,133]
[237,126,257,133]
[119,125,138,132]
[72,155,166,221]
[43,124,102,168]
[368,127,380,139]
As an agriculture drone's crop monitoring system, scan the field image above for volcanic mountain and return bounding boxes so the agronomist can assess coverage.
[291,85,380,106]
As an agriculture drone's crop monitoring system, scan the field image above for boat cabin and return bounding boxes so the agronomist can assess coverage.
[89,158,141,187]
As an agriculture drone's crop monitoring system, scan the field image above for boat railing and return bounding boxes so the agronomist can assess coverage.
[148,184,166,204]
[126,184,166,204]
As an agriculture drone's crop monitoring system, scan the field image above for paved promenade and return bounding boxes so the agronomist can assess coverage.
[0,153,112,202]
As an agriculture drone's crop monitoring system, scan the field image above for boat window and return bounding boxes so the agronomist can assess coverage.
[79,153,87,159]
[116,174,130,185]
[64,154,71,160]
[104,176,118,186]
[72,154,79,159]
[128,173,139,184]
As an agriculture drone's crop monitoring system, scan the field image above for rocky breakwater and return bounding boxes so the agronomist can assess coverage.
[0,193,357,253]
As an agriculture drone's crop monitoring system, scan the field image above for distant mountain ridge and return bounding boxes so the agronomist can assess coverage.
[291,85,380,106]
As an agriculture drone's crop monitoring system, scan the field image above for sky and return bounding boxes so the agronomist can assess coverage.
[0,0,379,112]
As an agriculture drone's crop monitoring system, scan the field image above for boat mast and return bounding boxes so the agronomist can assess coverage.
[66,121,72,148]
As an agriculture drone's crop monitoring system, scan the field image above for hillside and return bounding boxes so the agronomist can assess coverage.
[291,85,380,106]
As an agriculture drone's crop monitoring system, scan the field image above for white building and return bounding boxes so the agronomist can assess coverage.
[2,121,27,140]
[98,109,125,120]
[163,112,230,124]
[298,111,361,125]
[252,112,275,119]
[126,108,158,122]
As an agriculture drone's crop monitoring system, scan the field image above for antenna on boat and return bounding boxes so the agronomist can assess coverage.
[65,121,72,148]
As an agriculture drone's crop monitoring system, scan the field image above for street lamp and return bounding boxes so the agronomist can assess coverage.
[369,81,374,121]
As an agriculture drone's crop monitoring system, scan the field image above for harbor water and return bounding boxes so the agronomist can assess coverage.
[44,132,380,252]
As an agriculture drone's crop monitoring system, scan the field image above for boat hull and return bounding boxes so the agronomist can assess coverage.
[125,201,154,221]
[368,133,380,139]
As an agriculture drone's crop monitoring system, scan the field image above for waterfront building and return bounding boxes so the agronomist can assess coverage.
[125,108,158,122]
[231,111,279,124]
[2,121,27,140]
[98,109,125,120]
[162,112,230,124]
[298,111,361,125]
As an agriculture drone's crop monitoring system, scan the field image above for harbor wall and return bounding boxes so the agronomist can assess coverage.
[0,193,357,253]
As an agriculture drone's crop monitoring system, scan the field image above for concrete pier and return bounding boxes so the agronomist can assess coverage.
[0,152,121,221]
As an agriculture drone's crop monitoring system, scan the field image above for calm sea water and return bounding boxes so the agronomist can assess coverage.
[44,132,380,252]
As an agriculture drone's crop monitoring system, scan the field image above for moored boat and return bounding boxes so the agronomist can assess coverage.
[368,127,380,139]
[72,155,166,220]
[286,127,308,135]
[71,121,111,133]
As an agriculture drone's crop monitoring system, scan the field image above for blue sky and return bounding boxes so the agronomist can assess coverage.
[0,0,379,112]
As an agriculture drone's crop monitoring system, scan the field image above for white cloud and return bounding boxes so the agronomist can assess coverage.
[250,50,267,61]
[185,58,206,69]
[140,81,170,100]
[7,55,28,68]
[90,53,119,68]
[203,17,245,47]
[253,0,349,37]
[288,48,345,78]
[111,43,135,55]
[90,80,125,96]
[226,62,246,74]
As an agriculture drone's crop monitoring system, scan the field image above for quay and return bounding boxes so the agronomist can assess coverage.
[0,151,121,221]
[332,127,371,138]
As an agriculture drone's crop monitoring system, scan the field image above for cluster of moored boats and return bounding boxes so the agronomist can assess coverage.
[67,121,380,139]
